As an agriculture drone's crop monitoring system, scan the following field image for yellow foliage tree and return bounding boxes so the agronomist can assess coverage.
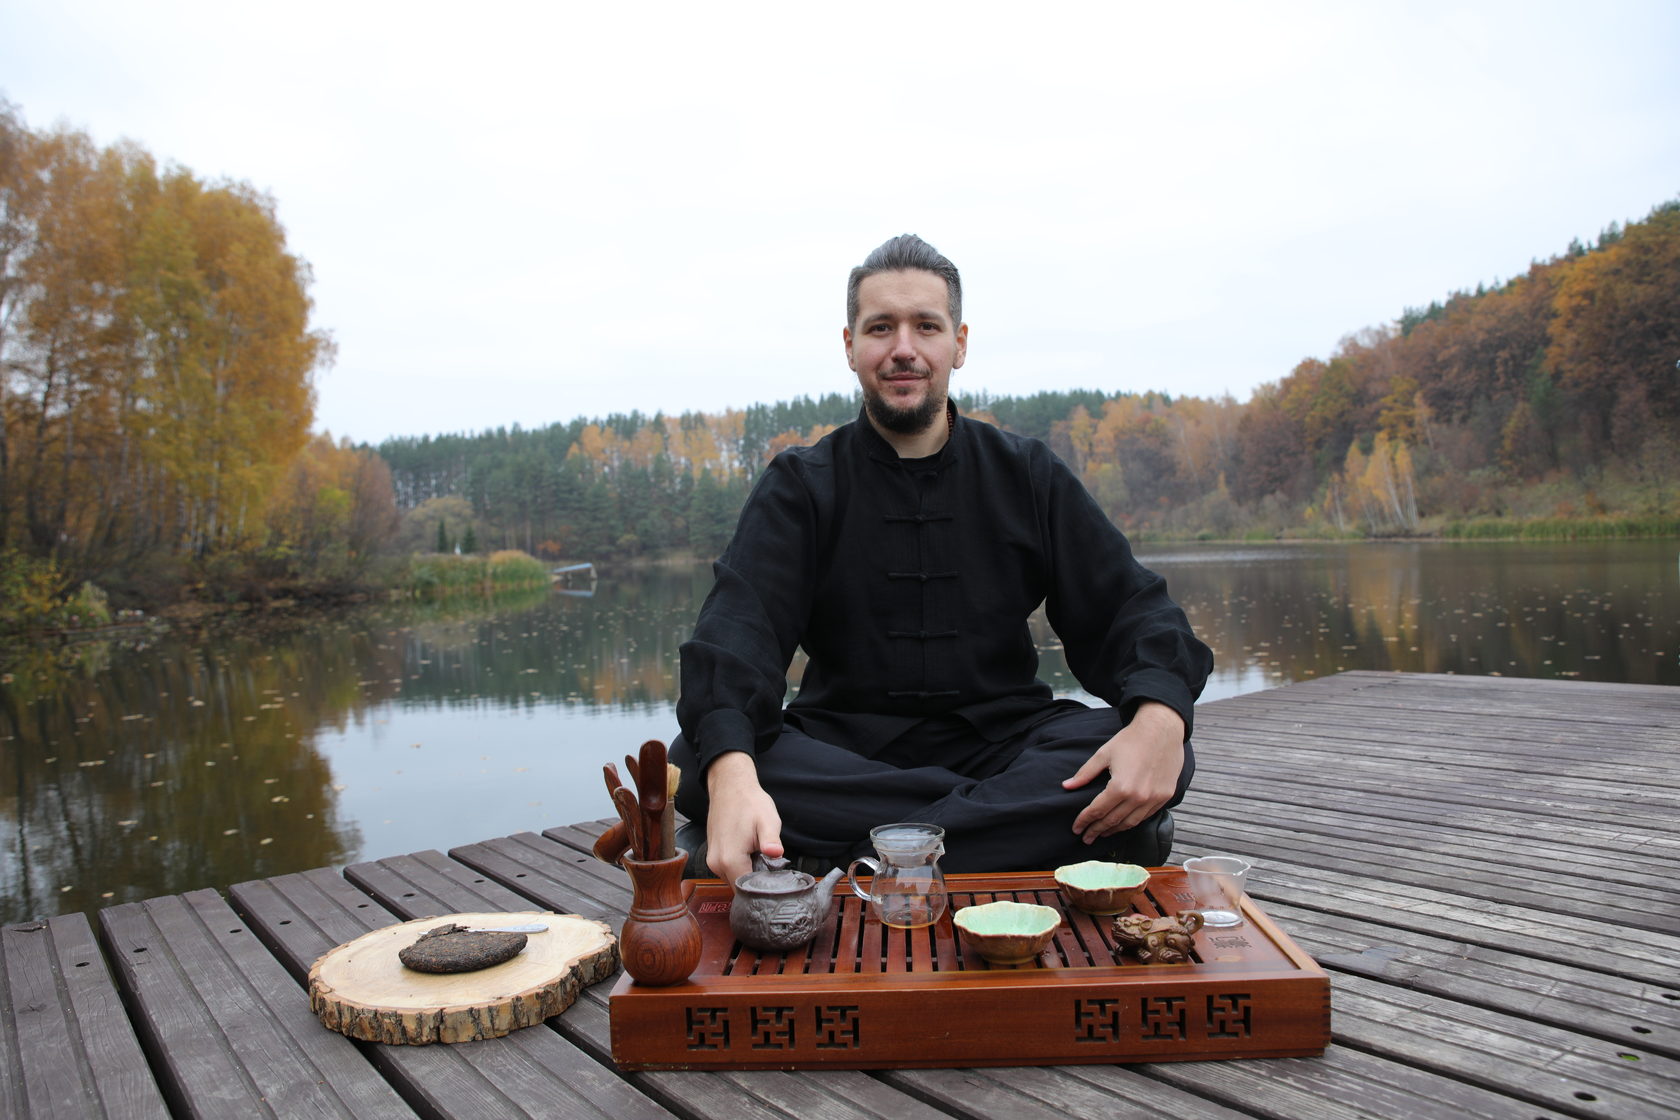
[1339,433,1418,533]
[265,435,399,578]
[2,105,329,578]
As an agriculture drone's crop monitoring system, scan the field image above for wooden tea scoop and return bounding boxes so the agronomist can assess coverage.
[613,785,645,860]
[638,739,668,861]
[596,761,635,863]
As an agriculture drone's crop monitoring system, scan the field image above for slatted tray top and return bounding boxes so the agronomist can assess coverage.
[609,869,1331,1069]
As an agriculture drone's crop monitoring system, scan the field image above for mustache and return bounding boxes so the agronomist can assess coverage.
[886,359,929,377]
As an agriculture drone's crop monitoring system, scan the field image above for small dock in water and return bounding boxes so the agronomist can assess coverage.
[4,671,1677,1119]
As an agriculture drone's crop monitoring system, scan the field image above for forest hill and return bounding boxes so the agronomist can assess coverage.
[2,95,1677,619]
[380,199,1679,562]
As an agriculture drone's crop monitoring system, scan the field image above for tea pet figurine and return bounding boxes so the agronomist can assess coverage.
[730,854,845,953]
[1112,911,1203,964]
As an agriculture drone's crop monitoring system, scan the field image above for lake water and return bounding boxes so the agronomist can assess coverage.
[3,540,1675,923]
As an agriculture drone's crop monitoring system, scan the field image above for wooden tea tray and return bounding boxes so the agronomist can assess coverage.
[609,869,1330,1069]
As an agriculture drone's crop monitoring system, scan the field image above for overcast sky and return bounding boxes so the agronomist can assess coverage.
[3,1,1675,446]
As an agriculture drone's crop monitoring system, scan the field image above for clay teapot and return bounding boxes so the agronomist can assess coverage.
[730,854,845,952]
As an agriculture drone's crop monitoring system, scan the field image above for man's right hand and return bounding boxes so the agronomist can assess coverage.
[704,750,784,888]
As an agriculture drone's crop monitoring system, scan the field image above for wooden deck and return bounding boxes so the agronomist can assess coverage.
[4,671,1677,1119]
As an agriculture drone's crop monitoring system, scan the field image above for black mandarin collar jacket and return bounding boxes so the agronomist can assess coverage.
[677,407,1213,770]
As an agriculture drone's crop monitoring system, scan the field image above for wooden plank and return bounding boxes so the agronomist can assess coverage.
[1234,674,1680,719]
[544,818,616,848]
[1169,835,1679,980]
[1183,783,1675,877]
[1219,702,1678,752]
[1189,737,1675,832]
[1258,899,1680,1059]
[1,914,168,1120]
[1129,1044,1556,1120]
[1280,670,1680,703]
[1219,669,1680,717]
[1222,678,1680,726]
[346,844,982,1120]
[1181,768,1680,862]
[448,833,633,924]
[1322,975,1680,1120]
[1200,703,1680,772]
[228,868,673,1120]
[1207,679,1680,753]
[1197,713,1680,789]
[1190,769,1675,841]
[885,1043,1547,1120]
[1176,807,1676,933]
[1261,670,1678,701]
[98,889,417,1120]
[873,1063,1253,1120]
[1193,728,1680,820]
[1183,787,1672,892]
[1229,690,1680,732]
[345,849,587,936]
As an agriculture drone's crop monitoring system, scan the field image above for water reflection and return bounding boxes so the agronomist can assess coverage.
[1154,541,1679,696]
[1,621,360,923]
[2,541,1674,924]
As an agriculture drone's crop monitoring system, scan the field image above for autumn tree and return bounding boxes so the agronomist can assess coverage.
[264,434,400,580]
[1335,434,1418,533]
[1547,201,1680,455]
[0,101,43,551]
[1,105,331,597]
[4,126,133,565]
[1079,396,1186,521]
[1228,382,1313,505]
[121,165,327,556]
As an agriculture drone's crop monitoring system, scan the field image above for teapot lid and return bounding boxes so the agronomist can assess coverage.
[736,868,814,894]
[735,854,814,895]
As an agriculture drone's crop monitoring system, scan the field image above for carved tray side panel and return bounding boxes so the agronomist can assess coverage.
[611,870,1331,1070]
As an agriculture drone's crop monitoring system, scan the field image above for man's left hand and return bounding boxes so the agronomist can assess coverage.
[1061,701,1185,843]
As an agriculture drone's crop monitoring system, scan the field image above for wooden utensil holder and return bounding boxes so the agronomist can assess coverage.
[620,850,702,987]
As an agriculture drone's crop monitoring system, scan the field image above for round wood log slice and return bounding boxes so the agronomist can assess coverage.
[308,911,618,1045]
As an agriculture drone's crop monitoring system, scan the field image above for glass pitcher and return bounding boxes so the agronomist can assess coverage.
[847,822,949,928]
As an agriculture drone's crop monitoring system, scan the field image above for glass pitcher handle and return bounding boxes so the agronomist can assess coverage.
[847,856,880,900]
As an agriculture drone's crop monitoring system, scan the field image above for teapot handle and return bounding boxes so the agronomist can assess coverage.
[847,856,881,901]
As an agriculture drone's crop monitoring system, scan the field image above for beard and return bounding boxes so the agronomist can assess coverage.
[863,368,945,435]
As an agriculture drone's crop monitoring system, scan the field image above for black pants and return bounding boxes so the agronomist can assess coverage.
[671,701,1195,872]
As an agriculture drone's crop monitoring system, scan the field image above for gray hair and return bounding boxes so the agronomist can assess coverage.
[846,234,962,328]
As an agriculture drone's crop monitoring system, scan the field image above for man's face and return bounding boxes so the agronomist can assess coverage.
[844,269,968,436]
